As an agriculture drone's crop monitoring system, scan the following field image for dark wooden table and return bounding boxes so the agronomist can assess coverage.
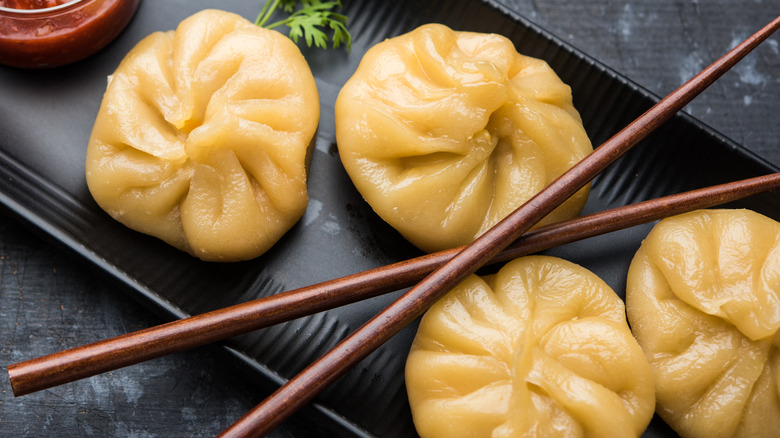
[1,1,778,437]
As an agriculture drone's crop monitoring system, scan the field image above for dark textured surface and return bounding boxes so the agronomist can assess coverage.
[1,1,778,437]
[499,0,779,166]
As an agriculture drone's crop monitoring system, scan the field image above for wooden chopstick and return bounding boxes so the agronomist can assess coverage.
[217,16,780,438]
[9,171,780,397]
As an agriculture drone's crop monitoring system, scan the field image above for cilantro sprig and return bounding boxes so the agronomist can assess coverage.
[255,0,352,50]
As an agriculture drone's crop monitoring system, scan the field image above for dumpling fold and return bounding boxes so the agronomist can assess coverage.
[336,24,592,252]
[626,209,780,438]
[86,9,320,261]
[407,255,655,438]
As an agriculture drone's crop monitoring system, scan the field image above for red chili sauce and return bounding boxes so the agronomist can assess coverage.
[1,1,72,9]
[0,0,141,68]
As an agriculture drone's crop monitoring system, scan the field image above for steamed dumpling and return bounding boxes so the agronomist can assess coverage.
[335,24,592,253]
[86,10,320,262]
[406,256,655,438]
[626,209,780,438]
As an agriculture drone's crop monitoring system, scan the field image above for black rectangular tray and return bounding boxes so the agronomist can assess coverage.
[1,0,778,436]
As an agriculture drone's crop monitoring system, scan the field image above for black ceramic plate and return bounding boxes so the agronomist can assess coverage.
[1,0,778,437]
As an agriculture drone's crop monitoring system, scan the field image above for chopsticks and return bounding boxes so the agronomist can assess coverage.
[216,15,780,438]
[9,172,780,397]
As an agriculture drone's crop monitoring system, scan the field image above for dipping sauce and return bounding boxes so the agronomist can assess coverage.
[0,0,141,68]
[1,1,71,8]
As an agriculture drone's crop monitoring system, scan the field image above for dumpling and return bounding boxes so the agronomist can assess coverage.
[626,209,780,438]
[406,256,655,438]
[335,24,592,253]
[85,9,320,262]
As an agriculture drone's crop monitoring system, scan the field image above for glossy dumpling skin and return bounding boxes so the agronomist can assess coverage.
[406,256,655,438]
[335,24,592,253]
[626,209,780,438]
[86,10,320,262]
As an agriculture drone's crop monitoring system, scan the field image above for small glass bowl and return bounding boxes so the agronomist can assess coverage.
[0,0,141,68]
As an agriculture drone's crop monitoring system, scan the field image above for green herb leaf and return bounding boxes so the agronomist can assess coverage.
[255,0,352,51]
